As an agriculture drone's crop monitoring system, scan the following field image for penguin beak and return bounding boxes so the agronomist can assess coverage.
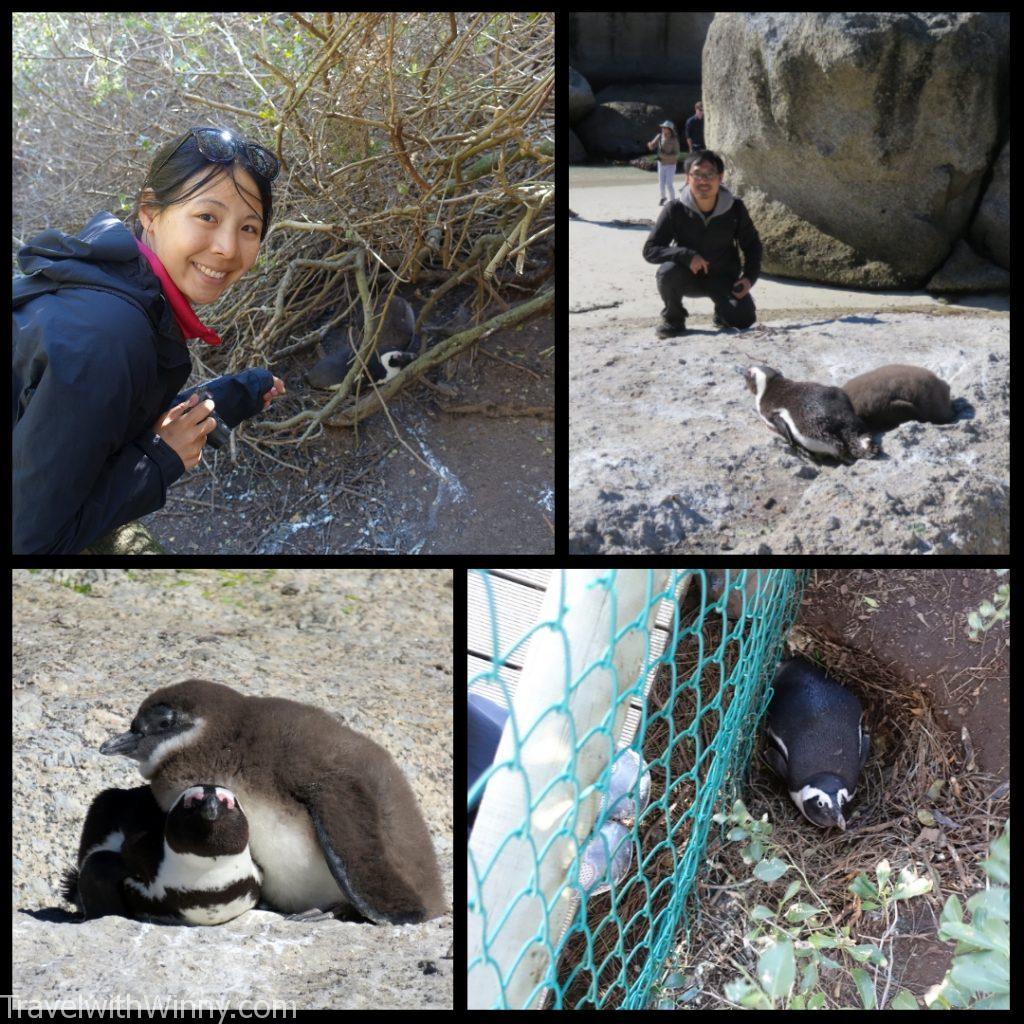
[199,792,223,821]
[99,730,140,757]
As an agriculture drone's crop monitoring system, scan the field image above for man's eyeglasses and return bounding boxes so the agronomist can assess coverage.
[688,171,718,182]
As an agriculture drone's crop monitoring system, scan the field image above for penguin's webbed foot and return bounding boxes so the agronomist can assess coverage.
[281,904,365,923]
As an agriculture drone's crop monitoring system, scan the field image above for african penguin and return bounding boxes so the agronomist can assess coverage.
[305,294,418,389]
[62,784,261,924]
[99,680,446,925]
[305,342,416,389]
[841,364,954,431]
[764,656,870,831]
[745,365,879,463]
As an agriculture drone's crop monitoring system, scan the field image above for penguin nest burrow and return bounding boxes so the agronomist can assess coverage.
[549,605,742,1010]
[673,626,1010,1010]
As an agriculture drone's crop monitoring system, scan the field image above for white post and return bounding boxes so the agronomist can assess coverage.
[467,569,673,1010]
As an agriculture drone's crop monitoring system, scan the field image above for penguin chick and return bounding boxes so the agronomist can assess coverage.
[63,784,261,924]
[764,656,869,830]
[841,364,954,431]
[99,680,445,925]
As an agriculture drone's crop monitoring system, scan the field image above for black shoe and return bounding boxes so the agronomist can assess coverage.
[713,313,725,329]
[658,197,666,206]
[657,319,687,338]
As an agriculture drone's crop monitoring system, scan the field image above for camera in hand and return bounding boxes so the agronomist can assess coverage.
[197,390,230,450]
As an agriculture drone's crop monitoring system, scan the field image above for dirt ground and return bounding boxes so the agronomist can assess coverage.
[662,567,1009,1008]
[143,307,553,554]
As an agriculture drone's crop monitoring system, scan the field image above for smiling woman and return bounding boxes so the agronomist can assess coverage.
[12,125,286,554]
[134,126,276,304]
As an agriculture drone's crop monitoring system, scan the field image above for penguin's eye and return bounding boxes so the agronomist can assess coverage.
[146,706,176,733]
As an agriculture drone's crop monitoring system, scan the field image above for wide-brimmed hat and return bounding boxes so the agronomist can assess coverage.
[659,120,676,131]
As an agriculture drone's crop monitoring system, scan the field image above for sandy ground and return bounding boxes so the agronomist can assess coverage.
[569,168,1010,555]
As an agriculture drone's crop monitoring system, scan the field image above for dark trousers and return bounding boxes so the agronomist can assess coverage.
[656,261,756,329]
[467,693,509,838]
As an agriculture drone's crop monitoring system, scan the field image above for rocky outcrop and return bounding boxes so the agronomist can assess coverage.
[569,311,1009,556]
[569,12,714,89]
[568,129,587,165]
[574,83,699,161]
[702,13,1009,288]
[574,97,670,161]
[569,14,711,162]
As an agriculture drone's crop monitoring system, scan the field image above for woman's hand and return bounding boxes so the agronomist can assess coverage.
[152,394,218,470]
[262,376,285,408]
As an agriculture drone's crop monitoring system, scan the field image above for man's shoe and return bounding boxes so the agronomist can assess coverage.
[657,319,687,338]
[578,820,632,896]
[599,747,652,825]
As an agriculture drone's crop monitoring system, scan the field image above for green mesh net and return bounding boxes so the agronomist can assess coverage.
[468,568,808,1009]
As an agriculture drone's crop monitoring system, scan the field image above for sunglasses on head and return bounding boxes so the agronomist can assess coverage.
[153,127,280,183]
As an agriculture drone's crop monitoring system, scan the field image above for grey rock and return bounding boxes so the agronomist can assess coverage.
[702,12,1008,287]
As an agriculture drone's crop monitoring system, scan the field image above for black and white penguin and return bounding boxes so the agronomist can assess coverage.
[305,295,418,389]
[841,364,954,431]
[306,339,416,389]
[99,680,445,925]
[745,365,879,463]
[763,656,870,830]
[62,784,261,924]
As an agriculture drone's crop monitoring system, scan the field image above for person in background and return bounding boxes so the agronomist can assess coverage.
[646,120,681,206]
[684,100,705,153]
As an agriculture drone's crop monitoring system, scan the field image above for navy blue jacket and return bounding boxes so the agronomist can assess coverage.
[12,212,272,554]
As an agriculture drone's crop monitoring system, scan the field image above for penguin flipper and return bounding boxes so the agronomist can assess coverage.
[858,722,871,773]
[305,779,444,926]
[767,412,795,446]
[75,849,133,918]
[763,744,788,781]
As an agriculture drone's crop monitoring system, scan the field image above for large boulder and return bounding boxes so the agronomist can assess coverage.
[568,129,588,164]
[568,66,595,125]
[575,83,700,160]
[574,98,670,161]
[969,137,1009,269]
[702,13,1009,287]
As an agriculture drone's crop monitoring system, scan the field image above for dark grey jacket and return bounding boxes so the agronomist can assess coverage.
[642,185,762,285]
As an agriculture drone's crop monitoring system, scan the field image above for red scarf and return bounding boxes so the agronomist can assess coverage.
[135,238,222,347]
